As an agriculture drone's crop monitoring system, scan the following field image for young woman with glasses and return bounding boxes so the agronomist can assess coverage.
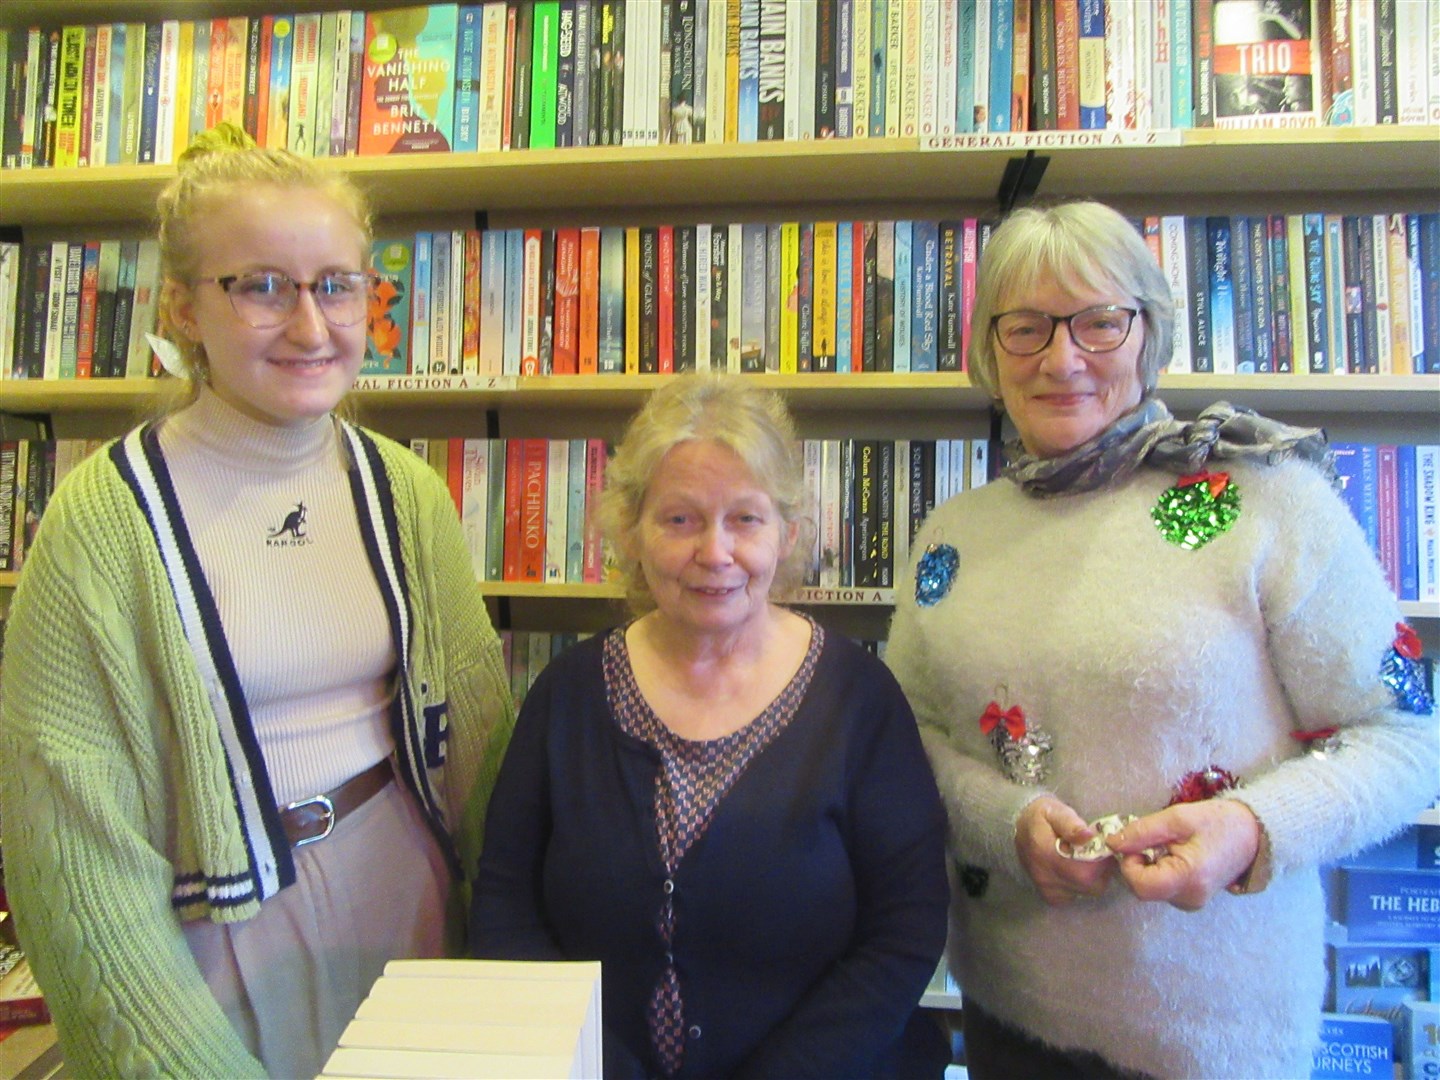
[885,200,1436,1079]
[0,124,515,1078]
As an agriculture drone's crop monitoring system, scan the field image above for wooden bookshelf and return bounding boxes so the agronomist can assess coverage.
[2,127,1437,228]
[0,371,1435,417]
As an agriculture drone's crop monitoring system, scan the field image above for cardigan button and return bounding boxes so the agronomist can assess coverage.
[663,878,675,895]
[688,1025,702,1040]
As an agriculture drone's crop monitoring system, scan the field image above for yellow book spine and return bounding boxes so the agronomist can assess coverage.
[624,226,641,376]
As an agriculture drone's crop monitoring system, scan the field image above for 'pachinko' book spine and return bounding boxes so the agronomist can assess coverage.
[359,5,459,154]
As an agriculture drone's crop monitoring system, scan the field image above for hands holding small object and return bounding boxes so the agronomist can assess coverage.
[1020,795,1263,911]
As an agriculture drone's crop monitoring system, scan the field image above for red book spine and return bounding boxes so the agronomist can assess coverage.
[658,225,675,373]
[518,437,547,583]
[502,438,524,581]
[1055,0,1081,130]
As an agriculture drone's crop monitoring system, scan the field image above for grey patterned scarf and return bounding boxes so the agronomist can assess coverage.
[1003,397,1337,496]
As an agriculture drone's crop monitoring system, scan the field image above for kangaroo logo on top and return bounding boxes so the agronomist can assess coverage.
[266,502,311,547]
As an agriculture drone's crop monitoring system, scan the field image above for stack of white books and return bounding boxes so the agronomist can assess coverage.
[320,958,603,1079]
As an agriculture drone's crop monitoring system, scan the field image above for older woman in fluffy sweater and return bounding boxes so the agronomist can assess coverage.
[885,200,1437,1080]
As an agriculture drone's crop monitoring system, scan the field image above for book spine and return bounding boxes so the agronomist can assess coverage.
[1417,445,1438,602]
[1207,216,1236,373]
[936,221,958,372]
[1247,215,1273,373]
[564,438,586,583]
[781,222,801,372]
[876,438,894,587]
[456,6,484,152]
[892,219,912,373]
[1342,215,1370,373]
[75,242,100,379]
[544,438,568,582]
[583,439,607,582]
[1386,214,1412,374]
[764,223,781,370]
[598,227,626,373]
[1161,215,1192,373]
[1396,444,1419,601]
[695,221,711,370]
[1269,214,1293,374]
[518,438,547,583]
[1077,0,1106,127]
[1418,213,1440,374]
[531,1,560,147]
[673,224,696,371]
[553,228,580,375]
[59,242,82,379]
[911,219,939,372]
[502,439,524,581]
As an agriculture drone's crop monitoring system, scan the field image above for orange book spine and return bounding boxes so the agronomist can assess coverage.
[578,226,600,374]
[553,228,581,375]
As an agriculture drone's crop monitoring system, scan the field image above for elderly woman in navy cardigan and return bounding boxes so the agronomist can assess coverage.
[471,373,949,1078]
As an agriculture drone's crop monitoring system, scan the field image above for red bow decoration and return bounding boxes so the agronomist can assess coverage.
[1394,623,1422,661]
[1176,471,1231,499]
[1168,765,1239,806]
[1291,726,1339,743]
[979,702,1026,740]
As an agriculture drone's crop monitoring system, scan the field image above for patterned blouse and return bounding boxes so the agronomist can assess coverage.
[602,615,825,1077]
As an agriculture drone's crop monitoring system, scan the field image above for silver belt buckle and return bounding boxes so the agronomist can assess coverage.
[285,793,336,847]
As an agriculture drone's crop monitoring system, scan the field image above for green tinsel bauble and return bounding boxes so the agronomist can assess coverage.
[1151,475,1241,551]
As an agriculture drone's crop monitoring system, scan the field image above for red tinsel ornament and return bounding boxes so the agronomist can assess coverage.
[1168,765,1240,806]
[1394,623,1423,661]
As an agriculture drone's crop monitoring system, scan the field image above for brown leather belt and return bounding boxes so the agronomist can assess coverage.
[280,760,393,849]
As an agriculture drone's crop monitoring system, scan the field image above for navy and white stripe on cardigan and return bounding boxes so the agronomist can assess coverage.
[111,420,451,917]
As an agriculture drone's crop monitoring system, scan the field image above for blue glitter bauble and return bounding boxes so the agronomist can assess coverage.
[915,544,959,607]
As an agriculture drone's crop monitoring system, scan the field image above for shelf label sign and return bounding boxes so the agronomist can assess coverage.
[352,375,517,392]
[923,130,1183,151]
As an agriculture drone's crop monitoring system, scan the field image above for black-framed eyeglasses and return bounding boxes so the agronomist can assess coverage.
[991,305,1140,356]
[197,271,373,329]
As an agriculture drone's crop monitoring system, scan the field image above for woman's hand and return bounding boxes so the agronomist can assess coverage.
[1015,796,1118,906]
[1107,799,1261,911]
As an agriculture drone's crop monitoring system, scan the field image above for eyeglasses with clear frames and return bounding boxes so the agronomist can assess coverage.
[991,305,1140,356]
[197,271,373,329]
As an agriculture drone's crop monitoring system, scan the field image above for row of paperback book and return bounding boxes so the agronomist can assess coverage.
[3,210,1435,383]
[4,0,1437,173]
[1333,443,1440,605]
[0,240,161,382]
[365,211,1440,381]
[1315,823,1439,1079]
[0,439,102,574]
[411,434,995,593]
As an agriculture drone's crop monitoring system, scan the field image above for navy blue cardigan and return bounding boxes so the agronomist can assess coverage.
[471,629,949,1079]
